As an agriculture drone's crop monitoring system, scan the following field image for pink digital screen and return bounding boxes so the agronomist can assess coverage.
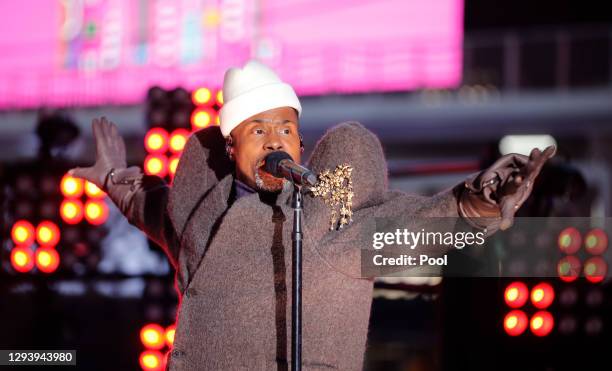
[0,0,463,108]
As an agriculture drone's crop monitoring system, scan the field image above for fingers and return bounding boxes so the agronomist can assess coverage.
[67,166,97,184]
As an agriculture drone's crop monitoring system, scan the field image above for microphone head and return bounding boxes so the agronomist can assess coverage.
[264,151,292,176]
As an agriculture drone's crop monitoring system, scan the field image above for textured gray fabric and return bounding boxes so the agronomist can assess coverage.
[107,122,461,370]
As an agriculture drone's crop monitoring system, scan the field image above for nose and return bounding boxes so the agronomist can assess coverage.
[263,133,283,152]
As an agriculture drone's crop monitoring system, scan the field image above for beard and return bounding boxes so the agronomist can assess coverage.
[254,165,287,193]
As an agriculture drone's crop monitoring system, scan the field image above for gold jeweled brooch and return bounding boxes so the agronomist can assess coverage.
[309,164,354,230]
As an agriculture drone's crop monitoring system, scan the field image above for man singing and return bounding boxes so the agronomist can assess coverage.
[69,60,554,370]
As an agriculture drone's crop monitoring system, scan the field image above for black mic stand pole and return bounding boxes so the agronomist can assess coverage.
[291,179,303,371]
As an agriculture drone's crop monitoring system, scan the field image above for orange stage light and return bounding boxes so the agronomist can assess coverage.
[504,310,528,336]
[60,174,84,198]
[190,108,213,130]
[584,228,608,255]
[11,220,35,246]
[85,181,106,199]
[139,350,164,371]
[192,87,212,105]
[11,246,35,273]
[504,281,529,308]
[558,227,581,254]
[140,324,165,350]
[165,324,176,347]
[84,200,109,226]
[216,89,224,105]
[557,255,581,283]
[144,128,169,154]
[60,199,84,224]
[168,155,180,177]
[531,282,555,309]
[35,247,60,273]
[169,129,190,153]
[530,311,554,336]
[144,155,169,178]
[36,221,60,248]
[584,257,607,284]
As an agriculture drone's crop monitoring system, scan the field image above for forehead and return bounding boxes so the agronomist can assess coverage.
[245,106,298,122]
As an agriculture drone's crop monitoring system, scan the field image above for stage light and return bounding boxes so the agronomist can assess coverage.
[192,87,212,105]
[11,220,35,246]
[191,108,213,130]
[168,155,180,177]
[10,246,34,273]
[559,287,578,307]
[140,324,165,350]
[584,228,607,255]
[60,199,84,224]
[583,257,607,283]
[215,114,220,126]
[530,311,554,337]
[558,316,577,335]
[557,255,581,282]
[144,128,169,154]
[557,227,581,254]
[36,221,60,248]
[504,281,529,308]
[85,181,105,199]
[169,129,190,153]
[165,324,175,347]
[35,248,60,273]
[503,310,528,336]
[531,282,554,309]
[84,200,109,226]
[216,90,223,105]
[144,155,168,178]
[139,350,164,371]
[60,174,84,198]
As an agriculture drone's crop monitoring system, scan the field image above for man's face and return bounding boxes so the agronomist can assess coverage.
[229,106,301,192]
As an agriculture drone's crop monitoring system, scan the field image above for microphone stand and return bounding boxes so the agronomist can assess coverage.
[290,181,303,371]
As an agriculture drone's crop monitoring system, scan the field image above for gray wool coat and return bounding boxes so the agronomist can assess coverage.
[109,122,462,370]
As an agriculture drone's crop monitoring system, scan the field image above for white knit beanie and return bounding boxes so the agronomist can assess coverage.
[219,60,302,137]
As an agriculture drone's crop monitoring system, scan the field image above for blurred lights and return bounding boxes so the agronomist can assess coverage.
[11,220,35,246]
[530,282,554,309]
[504,281,529,308]
[84,200,109,226]
[60,174,84,198]
[36,221,60,247]
[85,181,105,199]
[139,350,164,371]
[191,108,213,129]
[499,135,557,156]
[583,257,607,283]
[141,324,165,350]
[168,155,180,177]
[35,248,60,273]
[165,325,175,347]
[530,311,554,336]
[145,128,169,154]
[11,247,35,273]
[504,310,528,336]
[192,87,212,105]
[557,255,581,282]
[216,90,223,105]
[144,155,168,177]
[584,228,608,255]
[60,199,84,224]
[558,227,581,254]
[169,129,189,153]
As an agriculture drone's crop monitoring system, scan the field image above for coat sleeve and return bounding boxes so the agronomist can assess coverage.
[105,167,181,269]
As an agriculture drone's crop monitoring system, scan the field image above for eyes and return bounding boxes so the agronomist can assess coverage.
[251,126,293,136]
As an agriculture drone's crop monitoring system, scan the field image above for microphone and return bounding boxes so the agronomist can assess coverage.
[264,151,318,186]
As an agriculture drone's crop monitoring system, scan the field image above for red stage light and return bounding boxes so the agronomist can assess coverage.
[530,311,554,336]
[558,227,581,254]
[85,181,106,199]
[60,174,84,198]
[168,155,180,177]
[190,108,213,130]
[144,155,168,177]
[216,89,224,105]
[35,248,60,273]
[11,220,35,246]
[584,257,607,283]
[531,282,555,309]
[139,350,164,371]
[36,221,60,248]
[144,128,169,154]
[11,246,34,273]
[60,199,84,224]
[169,129,190,153]
[165,324,176,347]
[504,281,529,308]
[503,310,528,336]
[84,200,109,226]
[141,324,165,350]
[584,228,608,255]
[557,255,581,283]
[192,87,212,105]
